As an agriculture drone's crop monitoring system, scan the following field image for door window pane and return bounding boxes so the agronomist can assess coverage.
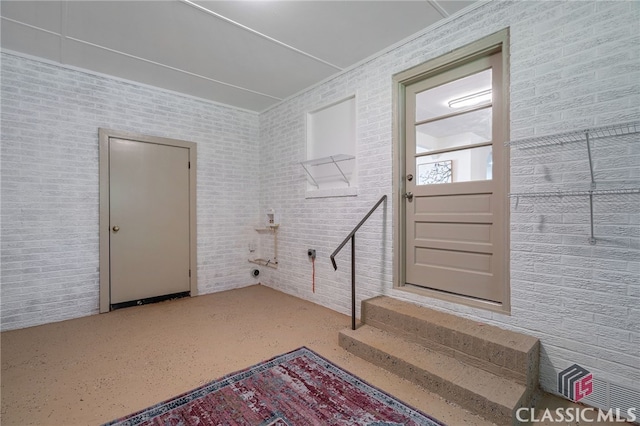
[415,69,492,122]
[416,145,492,185]
[416,107,491,154]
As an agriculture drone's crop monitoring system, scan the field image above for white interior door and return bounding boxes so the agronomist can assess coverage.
[109,138,191,304]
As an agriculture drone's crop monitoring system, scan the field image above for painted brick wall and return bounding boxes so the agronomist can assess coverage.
[257,0,640,400]
[1,0,638,406]
[1,53,261,331]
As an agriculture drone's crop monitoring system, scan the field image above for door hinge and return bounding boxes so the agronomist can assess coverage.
[188,161,191,169]
[189,269,191,277]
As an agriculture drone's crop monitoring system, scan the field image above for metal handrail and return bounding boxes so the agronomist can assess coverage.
[330,194,387,330]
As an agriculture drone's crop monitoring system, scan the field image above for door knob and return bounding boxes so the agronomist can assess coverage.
[403,192,413,201]
[112,225,120,232]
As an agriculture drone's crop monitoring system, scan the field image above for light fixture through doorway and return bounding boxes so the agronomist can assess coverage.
[448,89,492,109]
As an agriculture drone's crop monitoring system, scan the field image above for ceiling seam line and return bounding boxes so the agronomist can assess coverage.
[0,16,62,37]
[2,49,260,115]
[260,0,489,114]
[64,36,283,101]
[179,0,343,71]
[428,1,450,18]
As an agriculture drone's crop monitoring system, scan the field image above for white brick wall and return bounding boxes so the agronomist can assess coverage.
[1,52,261,331]
[257,0,640,399]
[1,0,638,407]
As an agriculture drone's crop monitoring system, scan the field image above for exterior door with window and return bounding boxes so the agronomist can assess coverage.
[404,52,507,303]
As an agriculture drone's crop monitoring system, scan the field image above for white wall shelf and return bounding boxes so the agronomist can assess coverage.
[505,121,639,149]
[507,121,640,245]
[254,224,279,232]
[301,154,355,188]
[248,258,277,269]
[508,188,640,199]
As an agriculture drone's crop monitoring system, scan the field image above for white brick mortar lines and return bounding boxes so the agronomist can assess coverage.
[1,52,261,331]
[257,0,640,398]
[1,0,638,406]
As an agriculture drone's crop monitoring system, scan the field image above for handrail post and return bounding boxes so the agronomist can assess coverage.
[329,194,387,331]
[351,235,356,330]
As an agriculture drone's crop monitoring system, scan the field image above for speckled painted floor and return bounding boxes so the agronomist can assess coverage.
[0,285,625,426]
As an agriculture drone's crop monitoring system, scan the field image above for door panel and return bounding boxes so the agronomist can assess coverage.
[109,138,190,304]
[409,250,500,301]
[415,222,492,246]
[413,192,492,214]
[414,248,492,273]
[404,52,505,303]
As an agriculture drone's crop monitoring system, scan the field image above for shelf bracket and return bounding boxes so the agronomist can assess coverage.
[300,162,320,188]
[506,122,640,246]
[330,156,351,186]
[585,131,596,190]
[300,154,354,188]
[588,191,596,245]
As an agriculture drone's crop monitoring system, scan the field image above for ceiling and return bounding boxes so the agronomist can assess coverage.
[1,0,477,112]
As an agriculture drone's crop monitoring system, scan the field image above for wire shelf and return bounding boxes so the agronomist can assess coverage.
[300,154,355,188]
[506,121,640,148]
[507,121,639,245]
[508,188,640,199]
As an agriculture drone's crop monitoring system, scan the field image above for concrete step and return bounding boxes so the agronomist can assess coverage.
[339,296,541,424]
[340,325,530,425]
[362,296,539,391]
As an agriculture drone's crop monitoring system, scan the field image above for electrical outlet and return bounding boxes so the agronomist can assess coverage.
[307,249,316,260]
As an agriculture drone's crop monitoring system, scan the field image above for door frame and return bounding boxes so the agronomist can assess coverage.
[391,29,511,313]
[98,128,198,313]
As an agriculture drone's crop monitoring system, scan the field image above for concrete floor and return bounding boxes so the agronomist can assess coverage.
[0,285,626,426]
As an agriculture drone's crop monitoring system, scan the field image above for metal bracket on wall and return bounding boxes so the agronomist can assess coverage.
[506,121,640,245]
[301,154,355,188]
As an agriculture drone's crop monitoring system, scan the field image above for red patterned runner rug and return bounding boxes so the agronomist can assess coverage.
[103,346,445,425]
